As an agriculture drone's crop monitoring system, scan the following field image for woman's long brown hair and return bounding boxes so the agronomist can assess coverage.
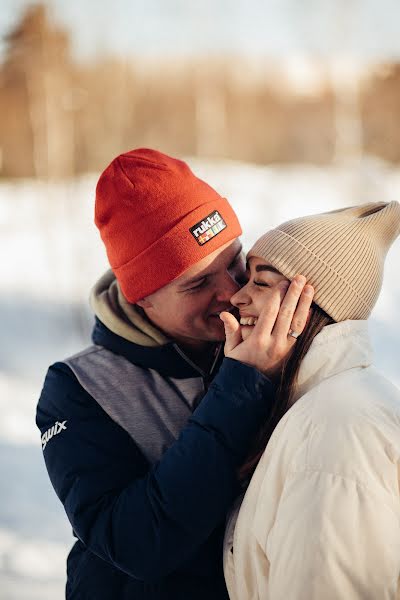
[238,304,335,483]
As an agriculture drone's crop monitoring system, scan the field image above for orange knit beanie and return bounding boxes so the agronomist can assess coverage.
[95,148,242,303]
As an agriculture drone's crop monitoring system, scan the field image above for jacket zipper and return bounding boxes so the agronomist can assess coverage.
[172,343,223,391]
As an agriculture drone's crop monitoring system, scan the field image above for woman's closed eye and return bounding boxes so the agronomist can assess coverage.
[253,280,271,287]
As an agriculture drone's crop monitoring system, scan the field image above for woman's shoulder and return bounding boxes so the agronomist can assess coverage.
[283,366,400,483]
[303,365,400,428]
[249,364,400,494]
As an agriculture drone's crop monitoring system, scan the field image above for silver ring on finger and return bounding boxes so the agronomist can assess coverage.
[288,328,301,340]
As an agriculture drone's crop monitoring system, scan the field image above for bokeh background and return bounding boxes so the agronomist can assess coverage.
[1,1,400,598]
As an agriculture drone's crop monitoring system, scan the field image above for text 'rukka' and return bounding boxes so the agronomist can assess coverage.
[41,420,67,450]
[189,210,227,245]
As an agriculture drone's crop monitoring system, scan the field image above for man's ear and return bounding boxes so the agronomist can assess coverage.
[136,297,152,309]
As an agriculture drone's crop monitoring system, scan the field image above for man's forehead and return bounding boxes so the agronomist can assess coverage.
[176,239,242,285]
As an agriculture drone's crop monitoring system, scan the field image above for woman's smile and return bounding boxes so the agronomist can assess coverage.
[230,257,290,339]
[239,316,258,326]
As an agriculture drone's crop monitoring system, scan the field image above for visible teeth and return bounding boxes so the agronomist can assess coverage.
[240,317,258,326]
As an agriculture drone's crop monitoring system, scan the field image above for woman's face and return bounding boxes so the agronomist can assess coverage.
[230,256,290,340]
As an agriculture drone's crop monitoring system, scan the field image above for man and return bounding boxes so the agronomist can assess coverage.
[36,149,312,599]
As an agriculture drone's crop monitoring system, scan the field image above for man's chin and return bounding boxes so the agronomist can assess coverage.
[200,317,226,342]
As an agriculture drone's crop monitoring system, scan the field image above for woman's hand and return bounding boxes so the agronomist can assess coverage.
[219,275,314,379]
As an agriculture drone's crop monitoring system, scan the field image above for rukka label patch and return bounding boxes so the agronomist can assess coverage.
[189,210,227,245]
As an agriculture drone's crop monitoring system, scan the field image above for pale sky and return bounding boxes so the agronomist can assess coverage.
[1,0,400,62]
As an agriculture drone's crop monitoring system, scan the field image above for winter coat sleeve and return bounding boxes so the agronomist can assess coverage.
[36,357,274,583]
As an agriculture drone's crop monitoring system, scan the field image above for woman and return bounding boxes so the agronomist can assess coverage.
[220,201,400,600]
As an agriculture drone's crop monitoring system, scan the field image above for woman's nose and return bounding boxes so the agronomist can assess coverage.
[230,283,251,307]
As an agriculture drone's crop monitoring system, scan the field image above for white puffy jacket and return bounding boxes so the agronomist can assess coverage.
[224,320,400,600]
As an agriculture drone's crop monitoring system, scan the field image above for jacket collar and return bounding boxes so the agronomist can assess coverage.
[293,320,373,404]
[90,270,169,347]
[90,270,222,379]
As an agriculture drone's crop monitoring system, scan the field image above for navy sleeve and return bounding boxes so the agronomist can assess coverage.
[36,357,274,582]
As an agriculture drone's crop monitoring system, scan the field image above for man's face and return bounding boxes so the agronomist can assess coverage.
[138,240,245,348]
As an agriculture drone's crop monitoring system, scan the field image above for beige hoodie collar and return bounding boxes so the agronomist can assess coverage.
[293,320,373,404]
[89,270,169,347]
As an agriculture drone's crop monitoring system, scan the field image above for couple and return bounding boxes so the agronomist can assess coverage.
[37,149,400,599]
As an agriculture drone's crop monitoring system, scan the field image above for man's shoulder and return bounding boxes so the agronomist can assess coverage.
[36,353,148,455]
[63,344,147,378]
[38,342,143,414]
[37,358,102,419]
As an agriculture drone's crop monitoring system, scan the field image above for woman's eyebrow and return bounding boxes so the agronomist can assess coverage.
[255,265,281,274]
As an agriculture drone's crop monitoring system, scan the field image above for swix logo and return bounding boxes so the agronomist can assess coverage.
[189,210,227,246]
[41,420,67,450]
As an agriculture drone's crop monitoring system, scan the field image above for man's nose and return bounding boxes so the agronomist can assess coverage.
[215,272,241,302]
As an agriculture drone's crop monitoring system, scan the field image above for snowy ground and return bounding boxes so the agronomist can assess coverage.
[1,157,400,599]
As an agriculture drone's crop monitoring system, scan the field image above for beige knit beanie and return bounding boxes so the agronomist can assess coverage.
[248,201,400,322]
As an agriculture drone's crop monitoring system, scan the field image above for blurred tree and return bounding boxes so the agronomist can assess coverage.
[0,3,74,178]
[330,60,364,164]
[1,3,400,177]
[361,64,400,163]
